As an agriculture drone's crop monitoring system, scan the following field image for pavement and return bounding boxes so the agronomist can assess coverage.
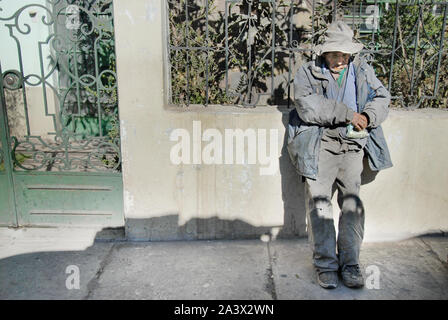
[0,227,447,300]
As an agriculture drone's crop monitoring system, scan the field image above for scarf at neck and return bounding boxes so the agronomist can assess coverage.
[322,62,358,113]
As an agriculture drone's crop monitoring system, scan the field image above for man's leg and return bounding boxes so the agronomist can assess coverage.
[335,148,365,287]
[305,137,341,274]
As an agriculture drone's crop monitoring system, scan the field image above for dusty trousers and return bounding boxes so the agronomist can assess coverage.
[304,130,365,273]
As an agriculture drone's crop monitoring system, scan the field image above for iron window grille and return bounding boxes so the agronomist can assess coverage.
[165,0,448,109]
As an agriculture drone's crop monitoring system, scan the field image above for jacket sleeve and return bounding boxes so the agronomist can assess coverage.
[361,64,391,129]
[293,65,354,127]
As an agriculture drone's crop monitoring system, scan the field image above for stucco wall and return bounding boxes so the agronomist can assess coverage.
[113,0,448,242]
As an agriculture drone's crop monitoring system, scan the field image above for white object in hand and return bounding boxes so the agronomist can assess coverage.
[346,124,369,139]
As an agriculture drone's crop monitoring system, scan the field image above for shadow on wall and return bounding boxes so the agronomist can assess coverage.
[124,108,379,241]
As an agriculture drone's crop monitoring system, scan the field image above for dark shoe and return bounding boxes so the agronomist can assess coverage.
[341,265,364,288]
[317,271,338,289]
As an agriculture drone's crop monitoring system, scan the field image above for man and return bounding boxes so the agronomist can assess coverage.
[290,21,392,289]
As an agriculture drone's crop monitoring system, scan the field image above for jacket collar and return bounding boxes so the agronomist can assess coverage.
[308,56,328,81]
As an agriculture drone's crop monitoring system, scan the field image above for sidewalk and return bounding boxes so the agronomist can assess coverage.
[0,227,447,300]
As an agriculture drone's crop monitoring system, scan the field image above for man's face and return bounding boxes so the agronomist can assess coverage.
[324,51,350,74]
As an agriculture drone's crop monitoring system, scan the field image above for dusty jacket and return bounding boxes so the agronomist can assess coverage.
[288,55,393,179]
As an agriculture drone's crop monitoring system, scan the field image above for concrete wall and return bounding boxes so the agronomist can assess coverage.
[114,0,448,242]
[5,88,58,138]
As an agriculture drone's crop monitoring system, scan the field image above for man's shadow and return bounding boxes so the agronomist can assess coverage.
[276,106,307,239]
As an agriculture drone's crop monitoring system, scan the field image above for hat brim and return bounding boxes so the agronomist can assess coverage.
[314,42,364,56]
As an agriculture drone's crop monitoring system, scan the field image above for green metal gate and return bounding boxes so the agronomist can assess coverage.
[0,0,124,227]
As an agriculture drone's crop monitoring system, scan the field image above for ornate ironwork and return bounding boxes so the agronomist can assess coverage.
[0,0,120,172]
[166,0,448,108]
[2,69,23,90]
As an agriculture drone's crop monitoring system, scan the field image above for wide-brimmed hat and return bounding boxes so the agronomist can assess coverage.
[313,21,364,56]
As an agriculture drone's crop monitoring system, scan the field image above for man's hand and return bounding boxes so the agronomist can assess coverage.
[351,112,368,131]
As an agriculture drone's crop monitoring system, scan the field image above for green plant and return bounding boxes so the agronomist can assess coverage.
[168,0,232,105]
[168,1,447,108]
[374,2,447,108]
[168,0,294,105]
[224,0,291,104]
[57,0,120,138]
